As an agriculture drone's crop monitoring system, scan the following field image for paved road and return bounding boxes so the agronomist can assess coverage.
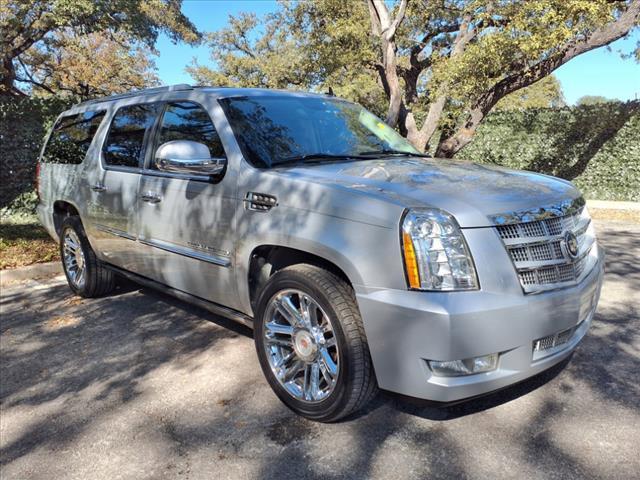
[1,221,638,480]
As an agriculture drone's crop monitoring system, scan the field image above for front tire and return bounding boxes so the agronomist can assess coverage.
[254,264,377,422]
[60,216,115,297]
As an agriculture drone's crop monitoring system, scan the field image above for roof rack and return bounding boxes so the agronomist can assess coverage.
[76,84,194,106]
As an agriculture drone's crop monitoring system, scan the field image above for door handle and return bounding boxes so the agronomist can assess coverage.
[91,183,107,192]
[140,192,162,204]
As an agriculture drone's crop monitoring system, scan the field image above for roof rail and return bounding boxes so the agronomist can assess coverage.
[76,84,193,106]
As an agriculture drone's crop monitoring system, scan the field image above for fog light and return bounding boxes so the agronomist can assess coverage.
[429,353,498,377]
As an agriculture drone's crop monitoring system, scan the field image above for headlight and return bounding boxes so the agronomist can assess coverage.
[401,209,478,291]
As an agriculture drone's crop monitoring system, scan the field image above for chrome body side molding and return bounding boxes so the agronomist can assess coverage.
[95,225,231,268]
[94,224,137,241]
[138,237,232,268]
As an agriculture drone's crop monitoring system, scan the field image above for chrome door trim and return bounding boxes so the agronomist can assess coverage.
[94,224,137,241]
[138,237,232,267]
[140,192,162,204]
[140,169,212,182]
[90,183,107,192]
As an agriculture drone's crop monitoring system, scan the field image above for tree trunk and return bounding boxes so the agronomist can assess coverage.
[404,15,476,153]
[367,0,408,129]
[381,38,403,128]
[0,56,19,95]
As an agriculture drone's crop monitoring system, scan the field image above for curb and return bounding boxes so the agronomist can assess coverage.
[586,200,640,211]
[586,200,640,223]
[0,261,62,286]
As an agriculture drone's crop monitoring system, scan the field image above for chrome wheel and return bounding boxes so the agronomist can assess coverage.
[263,289,340,403]
[62,229,86,289]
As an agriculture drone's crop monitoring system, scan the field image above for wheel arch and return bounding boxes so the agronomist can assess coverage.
[246,243,360,314]
[53,200,82,235]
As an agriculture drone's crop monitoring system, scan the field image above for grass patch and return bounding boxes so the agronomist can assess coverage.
[0,218,58,270]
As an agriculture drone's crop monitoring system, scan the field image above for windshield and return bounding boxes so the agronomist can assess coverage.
[218,95,420,168]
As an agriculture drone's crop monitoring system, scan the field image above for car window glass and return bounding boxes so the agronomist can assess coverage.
[219,96,418,168]
[154,102,225,167]
[104,103,160,168]
[41,110,106,164]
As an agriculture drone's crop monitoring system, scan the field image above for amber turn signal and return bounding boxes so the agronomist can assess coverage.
[402,231,421,289]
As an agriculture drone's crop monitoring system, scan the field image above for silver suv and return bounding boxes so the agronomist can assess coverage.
[37,85,604,421]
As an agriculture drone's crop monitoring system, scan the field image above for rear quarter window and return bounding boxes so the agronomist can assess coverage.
[41,110,106,164]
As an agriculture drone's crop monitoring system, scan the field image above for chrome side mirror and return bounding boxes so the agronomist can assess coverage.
[155,140,226,175]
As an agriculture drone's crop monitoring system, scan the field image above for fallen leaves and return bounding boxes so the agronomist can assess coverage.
[42,314,81,331]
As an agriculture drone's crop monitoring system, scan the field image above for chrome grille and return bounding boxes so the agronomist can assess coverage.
[492,199,598,294]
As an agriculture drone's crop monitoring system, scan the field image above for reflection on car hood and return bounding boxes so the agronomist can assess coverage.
[275,157,582,227]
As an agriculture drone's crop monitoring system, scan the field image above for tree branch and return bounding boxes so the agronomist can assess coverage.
[437,0,640,157]
[409,22,462,60]
[385,0,408,40]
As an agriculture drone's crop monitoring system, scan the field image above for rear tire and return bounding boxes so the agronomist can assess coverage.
[254,264,378,422]
[59,216,115,297]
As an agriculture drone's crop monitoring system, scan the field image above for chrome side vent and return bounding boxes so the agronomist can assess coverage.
[244,192,277,212]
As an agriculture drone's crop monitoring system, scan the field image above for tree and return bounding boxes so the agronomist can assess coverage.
[19,31,160,100]
[196,0,639,156]
[0,0,200,96]
[367,0,640,156]
[576,95,615,105]
[189,2,389,116]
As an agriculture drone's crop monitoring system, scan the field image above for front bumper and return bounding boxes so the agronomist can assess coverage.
[356,247,604,402]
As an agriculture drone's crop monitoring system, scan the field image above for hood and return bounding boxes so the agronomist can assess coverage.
[274,157,582,228]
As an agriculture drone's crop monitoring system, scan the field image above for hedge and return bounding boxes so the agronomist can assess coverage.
[1,96,74,218]
[456,101,639,201]
[0,96,638,218]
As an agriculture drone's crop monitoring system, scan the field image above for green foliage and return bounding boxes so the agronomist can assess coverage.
[187,0,385,115]
[456,101,640,201]
[0,191,39,222]
[576,95,615,105]
[426,0,617,104]
[495,76,565,110]
[0,95,71,213]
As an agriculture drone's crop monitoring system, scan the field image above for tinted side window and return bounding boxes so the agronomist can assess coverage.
[42,111,106,164]
[156,102,225,162]
[104,104,160,168]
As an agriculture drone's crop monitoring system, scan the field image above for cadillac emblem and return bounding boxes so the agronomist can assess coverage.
[564,231,579,259]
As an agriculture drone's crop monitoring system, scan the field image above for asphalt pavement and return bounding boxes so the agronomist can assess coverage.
[1,220,638,479]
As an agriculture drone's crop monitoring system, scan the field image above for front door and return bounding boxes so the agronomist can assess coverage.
[85,103,161,271]
[135,101,239,308]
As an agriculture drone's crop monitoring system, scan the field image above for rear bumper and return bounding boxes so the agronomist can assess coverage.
[356,247,604,402]
[37,203,59,242]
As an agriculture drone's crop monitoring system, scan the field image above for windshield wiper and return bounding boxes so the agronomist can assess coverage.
[358,149,430,158]
[275,153,370,166]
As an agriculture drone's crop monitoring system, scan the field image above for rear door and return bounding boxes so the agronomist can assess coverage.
[37,110,107,238]
[135,100,239,307]
[85,102,162,270]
